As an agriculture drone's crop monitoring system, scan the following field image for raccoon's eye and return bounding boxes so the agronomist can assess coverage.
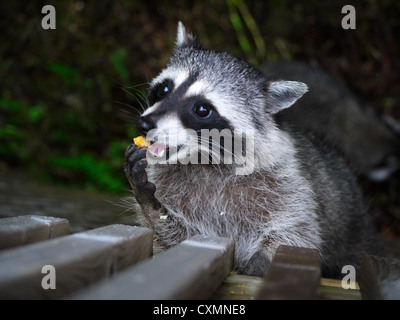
[148,79,174,106]
[157,80,173,98]
[193,103,213,118]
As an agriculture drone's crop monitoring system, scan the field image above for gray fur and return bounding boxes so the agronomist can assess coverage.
[260,61,400,181]
[124,23,382,277]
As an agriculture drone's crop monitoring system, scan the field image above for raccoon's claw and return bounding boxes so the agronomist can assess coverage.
[124,143,161,210]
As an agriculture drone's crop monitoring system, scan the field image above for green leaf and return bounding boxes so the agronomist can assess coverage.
[48,154,125,193]
[46,62,82,85]
[28,105,44,122]
[110,48,129,84]
[0,98,23,111]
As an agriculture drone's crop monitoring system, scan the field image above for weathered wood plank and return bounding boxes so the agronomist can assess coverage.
[0,224,153,299]
[212,274,362,300]
[211,273,264,300]
[0,215,70,250]
[256,245,321,299]
[318,278,361,300]
[70,235,234,300]
[359,255,400,300]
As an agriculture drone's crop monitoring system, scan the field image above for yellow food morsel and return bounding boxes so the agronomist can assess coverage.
[133,136,150,147]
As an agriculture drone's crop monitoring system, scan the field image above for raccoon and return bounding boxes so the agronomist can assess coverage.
[124,22,381,277]
[260,60,400,182]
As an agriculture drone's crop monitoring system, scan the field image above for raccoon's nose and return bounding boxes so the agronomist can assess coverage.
[137,116,155,135]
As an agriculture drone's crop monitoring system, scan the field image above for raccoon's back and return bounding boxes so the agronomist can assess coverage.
[261,60,400,180]
[280,122,382,277]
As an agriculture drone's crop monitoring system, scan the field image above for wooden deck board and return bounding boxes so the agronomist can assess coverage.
[0,215,70,250]
[1,214,399,300]
[0,224,153,299]
[256,245,321,299]
[70,235,234,300]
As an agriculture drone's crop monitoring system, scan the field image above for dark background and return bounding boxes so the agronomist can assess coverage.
[1,1,399,233]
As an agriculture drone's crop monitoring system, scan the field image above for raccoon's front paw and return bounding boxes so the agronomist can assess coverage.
[124,143,161,210]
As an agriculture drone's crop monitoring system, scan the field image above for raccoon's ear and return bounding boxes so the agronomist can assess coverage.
[176,21,202,49]
[265,80,308,114]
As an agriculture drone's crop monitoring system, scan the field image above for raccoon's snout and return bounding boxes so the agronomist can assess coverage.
[137,116,155,135]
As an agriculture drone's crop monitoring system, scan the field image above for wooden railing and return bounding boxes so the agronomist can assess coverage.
[0,215,399,300]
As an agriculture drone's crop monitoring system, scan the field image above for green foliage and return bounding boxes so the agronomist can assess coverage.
[110,48,130,84]
[0,95,128,193]
[226,0,267,64]
[47,62,94,88]
[48,152,126,193]
[1,0,399,199]
[47,62,81,85]
[0,98,41,163]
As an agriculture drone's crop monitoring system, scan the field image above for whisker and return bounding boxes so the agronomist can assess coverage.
[197,135,236,158]
[113,101,142,122]
[123,82,148,89]
[120,86,149,114]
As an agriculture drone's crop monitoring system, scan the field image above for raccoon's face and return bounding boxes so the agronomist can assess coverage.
[137,22,308,168]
